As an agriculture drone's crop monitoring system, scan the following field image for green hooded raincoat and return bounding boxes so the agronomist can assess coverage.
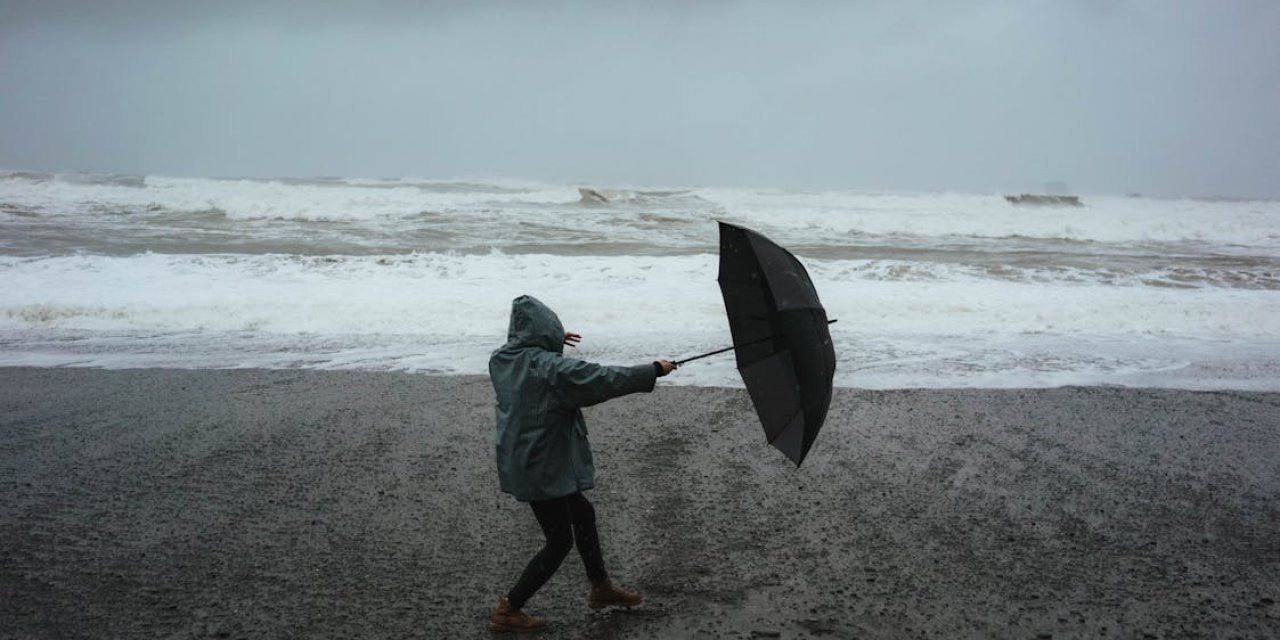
[490,295,657,502]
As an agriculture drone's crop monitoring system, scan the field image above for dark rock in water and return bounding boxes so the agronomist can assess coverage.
[578,187,609,204]
[1004,194,1083,206]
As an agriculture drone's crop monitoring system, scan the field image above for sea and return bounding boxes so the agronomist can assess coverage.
[2,170,1278,390]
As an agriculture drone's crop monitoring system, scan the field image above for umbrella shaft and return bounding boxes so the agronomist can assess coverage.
[674,319,836,366]
[674,341,758,366]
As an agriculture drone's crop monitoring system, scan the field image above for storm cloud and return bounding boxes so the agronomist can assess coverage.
[2,0,1277,196]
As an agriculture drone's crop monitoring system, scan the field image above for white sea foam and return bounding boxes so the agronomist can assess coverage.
[3,253,1276,336]
[3,172,1279,388]
[2,252,1277,388]
[701,188,1280,249]
[0,174,579,221]
[4,173,1279,250]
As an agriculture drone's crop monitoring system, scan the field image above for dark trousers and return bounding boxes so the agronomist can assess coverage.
[507,492,608,609]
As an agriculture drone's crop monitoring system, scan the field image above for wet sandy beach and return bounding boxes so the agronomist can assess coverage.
[2,368,1278,638]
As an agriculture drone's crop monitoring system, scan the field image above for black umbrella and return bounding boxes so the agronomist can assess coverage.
[676,221,836,466]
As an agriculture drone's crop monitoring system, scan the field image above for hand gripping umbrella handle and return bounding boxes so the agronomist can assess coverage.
[674,319,837,366]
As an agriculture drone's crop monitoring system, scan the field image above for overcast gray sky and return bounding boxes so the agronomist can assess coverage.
[1,1,1277,196]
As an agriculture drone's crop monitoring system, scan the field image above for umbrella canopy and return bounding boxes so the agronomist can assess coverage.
[716,221,836,466]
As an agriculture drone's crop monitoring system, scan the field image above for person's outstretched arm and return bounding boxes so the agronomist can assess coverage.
[547,357,676,408]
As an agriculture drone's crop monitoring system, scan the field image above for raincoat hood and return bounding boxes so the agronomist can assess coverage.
[505,295,565,354]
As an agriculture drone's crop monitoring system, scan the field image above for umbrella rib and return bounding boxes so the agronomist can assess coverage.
[763,408,803,446]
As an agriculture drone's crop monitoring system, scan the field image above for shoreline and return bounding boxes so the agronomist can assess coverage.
[2,368,1278,638]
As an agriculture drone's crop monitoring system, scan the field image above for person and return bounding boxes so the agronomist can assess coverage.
[486,295,677,633]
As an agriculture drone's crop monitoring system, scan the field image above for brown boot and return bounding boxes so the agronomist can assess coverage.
[587,579,643,609]
[487,597,546,633]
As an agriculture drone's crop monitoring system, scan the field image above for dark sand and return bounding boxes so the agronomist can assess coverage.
[2,368,1278,639]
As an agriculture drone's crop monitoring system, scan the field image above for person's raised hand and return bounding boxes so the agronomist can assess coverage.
[656,360,677,376]
[564,332,582,347]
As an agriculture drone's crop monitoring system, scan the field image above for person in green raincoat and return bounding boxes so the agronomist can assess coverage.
[486,295,677,633]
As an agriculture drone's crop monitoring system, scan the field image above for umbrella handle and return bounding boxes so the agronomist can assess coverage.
[673,319,837,366]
